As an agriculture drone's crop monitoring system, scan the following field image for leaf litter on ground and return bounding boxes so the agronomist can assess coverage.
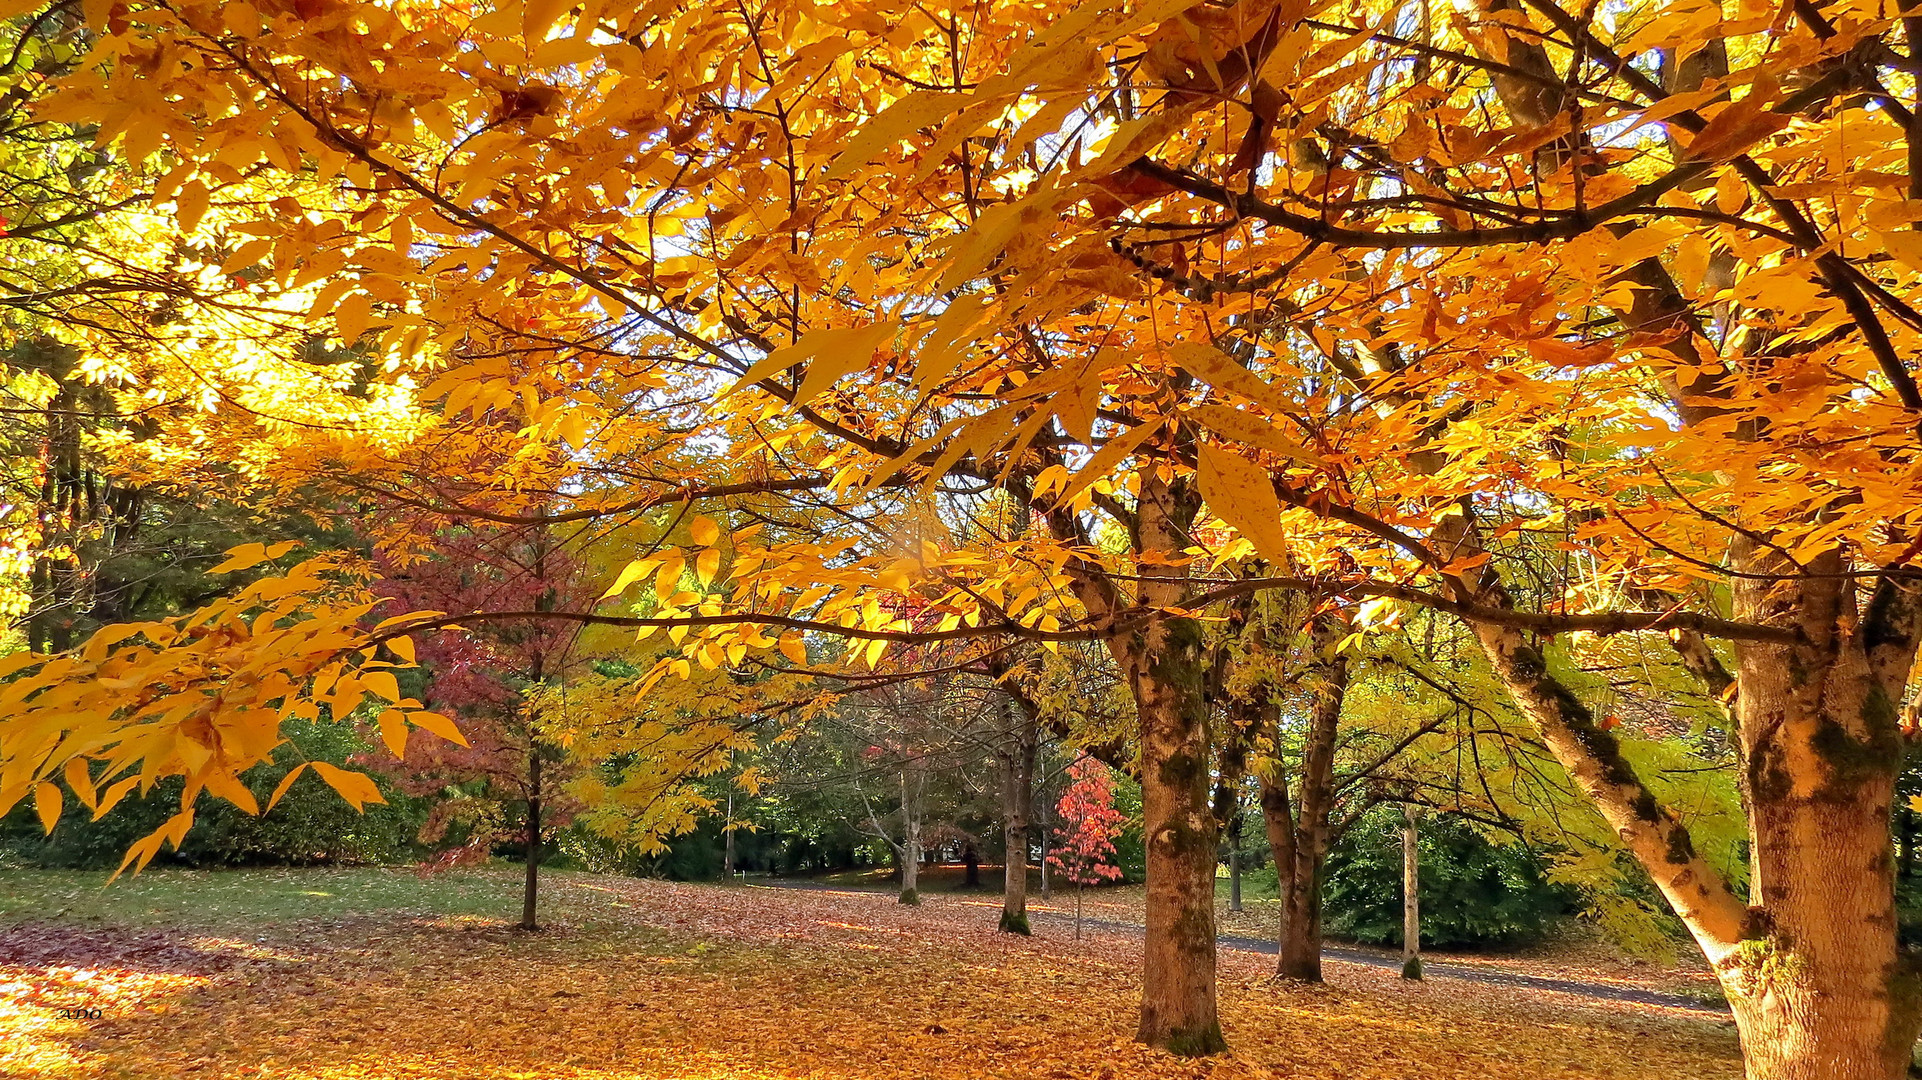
[0,867,1741,1079]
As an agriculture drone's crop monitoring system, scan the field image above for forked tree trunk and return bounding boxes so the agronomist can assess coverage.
[1717,552,1922,1080]
[1446,20,1922,1077]
[1459,531,1922,1079]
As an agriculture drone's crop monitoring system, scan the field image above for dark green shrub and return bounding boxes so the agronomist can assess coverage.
[0,719,421,869]
[1321,807,1574,949]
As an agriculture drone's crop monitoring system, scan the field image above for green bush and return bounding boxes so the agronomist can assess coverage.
[0,719,421,869]
[1321,807,1574,949]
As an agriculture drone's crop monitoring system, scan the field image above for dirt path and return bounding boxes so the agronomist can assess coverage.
[762,878,1726,1014]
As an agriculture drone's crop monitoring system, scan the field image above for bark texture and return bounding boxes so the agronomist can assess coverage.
[1112,467,1225,1055]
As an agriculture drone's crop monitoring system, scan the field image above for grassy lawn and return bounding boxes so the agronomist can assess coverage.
[0,867,520,928]
[0,865,1741,1080]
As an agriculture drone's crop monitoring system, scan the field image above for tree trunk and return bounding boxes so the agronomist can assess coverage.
[1457,529,1922,1078]
[1113,467,1225,1055]
[1255,701,1298,976]
[521,748,541,931]
[1717,551,1922,1080]
[1039,803,1052,899]
[899,763,923,904]
[1278,610,1348,982]
[1228,816,1242,914]
[724,787,736,878]
[1401,805,1421,980]
[999,694,1037,934]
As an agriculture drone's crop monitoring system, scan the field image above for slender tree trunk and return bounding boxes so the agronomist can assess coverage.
[899,763,922,905]
[724,787,736,879]
[1115,468,1224,1055]
[1228,819,1242,914]
[999,695,1037,934]
[1039,802,1052,899]
[1278,611,1348,982]
[1255,701,1298,977]
[521,748,541,931]
[1401,805,1421,980]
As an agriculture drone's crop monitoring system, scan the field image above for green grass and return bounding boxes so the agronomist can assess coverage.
[0,866,522,927]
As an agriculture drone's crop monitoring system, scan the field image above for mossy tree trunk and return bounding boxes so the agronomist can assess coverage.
[1043,454,1223,1054]
[1444,20,1922,1076]
[1110,466,1225,1055]
[1715,549,1922,1080]
[1451,509,1922,1078]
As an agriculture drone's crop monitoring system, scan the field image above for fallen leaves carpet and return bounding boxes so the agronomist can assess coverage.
[1,868,1742,1079]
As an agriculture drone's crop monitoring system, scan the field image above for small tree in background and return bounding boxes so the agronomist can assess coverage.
[1048,756,1125,939]
[359,522,589,931]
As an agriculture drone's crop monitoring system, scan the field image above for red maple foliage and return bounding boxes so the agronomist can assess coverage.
[1047,756,1125,888]
[356,524,590,861]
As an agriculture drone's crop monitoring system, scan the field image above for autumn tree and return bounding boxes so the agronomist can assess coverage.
[363,521,593,930]
[1048,755,1126,939]
[15,1,1922,1076]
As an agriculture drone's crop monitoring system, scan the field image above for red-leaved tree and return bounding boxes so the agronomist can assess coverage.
[360,521,591,930]
[1048,755,1125,939]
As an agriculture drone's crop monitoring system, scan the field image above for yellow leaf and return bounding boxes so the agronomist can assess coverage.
[201,768,260,815]
[689,515,721,547]
[265,763,309,812]
[1197,441,1291,564]
[336,291,372,344]
[656,555,686,601]
[310,762,385,811]
[362,669,401,703]
[1190,405,1326,466]
[1681,95,1789,163]
[34,782,60,834]
[377,708,410,758]
[696,547,722,586]
[93,776,141,820]
[209,540,299,575]
[863,637,887,669]
[1057,421,1160,503]
[64,758,96,810]
[600,559,655,600]
[408,710,468,747]
[1170,343,1296,415]
[524,0,569,42]
[729,323,894,402]
[386,635,416,663]
[826,91,966,180]
[174,181,210,233]
[779,632,808,665]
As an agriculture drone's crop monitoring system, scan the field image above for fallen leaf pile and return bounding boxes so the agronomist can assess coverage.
[1,869,1742,1079]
